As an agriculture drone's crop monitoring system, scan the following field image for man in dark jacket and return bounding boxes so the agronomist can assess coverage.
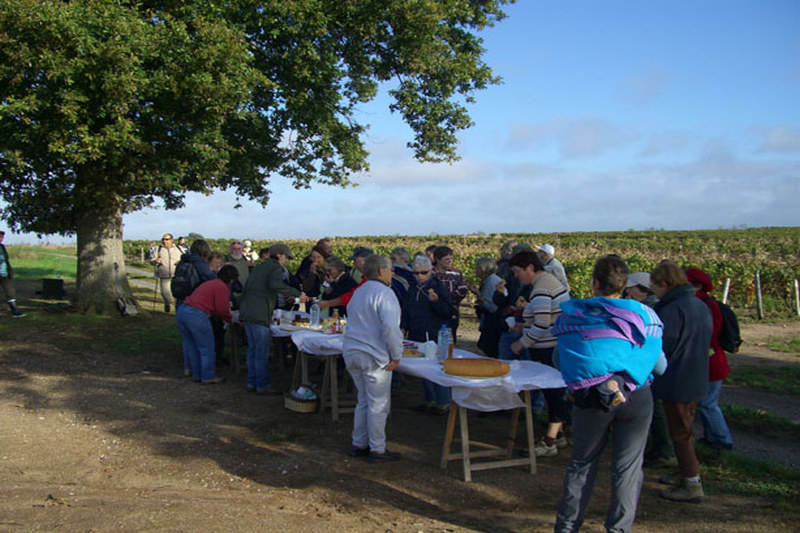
[651,260,712,503]
[0,230,25,317]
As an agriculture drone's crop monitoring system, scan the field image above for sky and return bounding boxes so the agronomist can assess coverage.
[6,0,800,244]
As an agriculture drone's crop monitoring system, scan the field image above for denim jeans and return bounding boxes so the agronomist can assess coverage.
[698,380,733,446]
[422,380,451,406]
[244,322,271,390]
[497,330,529,361]
[176,305,217,381]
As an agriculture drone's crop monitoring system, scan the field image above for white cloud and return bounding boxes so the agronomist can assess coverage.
[758,126,800,153]
[505,119,634,158]
[638,130,692,157]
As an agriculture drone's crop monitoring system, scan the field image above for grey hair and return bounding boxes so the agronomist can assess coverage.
[412,255,433,270]
[362,254,392,280]
[475,256,497,279]
[325,255,346,273]
[391,246,410,263]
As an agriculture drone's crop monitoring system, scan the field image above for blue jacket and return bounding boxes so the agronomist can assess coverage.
[652,284,712,402]
[401,276,453,343]
[552,297,663,388]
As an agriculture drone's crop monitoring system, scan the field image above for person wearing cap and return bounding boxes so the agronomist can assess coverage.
[537,243,569,291]
[685,267,733,451]
[348,246,374,284]
[623,272,658,308]
[242,239,259,262]
[0,230,25,317]
[239,243,308,394]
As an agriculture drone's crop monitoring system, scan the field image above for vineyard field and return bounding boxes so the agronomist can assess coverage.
[123,227,800,319]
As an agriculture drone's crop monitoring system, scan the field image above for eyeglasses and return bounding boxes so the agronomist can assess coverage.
[162,237,173,241]
[413,270,431,275]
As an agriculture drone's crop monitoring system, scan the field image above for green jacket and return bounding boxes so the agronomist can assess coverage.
[238,258,300,325]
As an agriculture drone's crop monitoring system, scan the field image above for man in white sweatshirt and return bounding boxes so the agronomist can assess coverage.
[343,254,404,463]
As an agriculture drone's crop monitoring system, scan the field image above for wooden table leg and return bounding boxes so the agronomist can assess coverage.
[522,390,536,474]
[320,356,331,418]
[330,355,339,422]
[440,401,458,469]
[459,405,472,482]
[507,406,521,458]
[291,350,304,390]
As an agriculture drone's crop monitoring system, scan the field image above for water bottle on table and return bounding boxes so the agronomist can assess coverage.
[437,324,453,362]
[310,301,321,329]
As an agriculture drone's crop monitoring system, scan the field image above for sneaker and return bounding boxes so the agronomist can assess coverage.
[12,311,25,318]
[413,402,435,414]
[660,478,705,503]
[534,438,558,458]
[554,434,569,449]
[367,450,402,463]
[347,446,370,458]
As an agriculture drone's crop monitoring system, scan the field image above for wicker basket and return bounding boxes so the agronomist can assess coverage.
[284,394,318,414]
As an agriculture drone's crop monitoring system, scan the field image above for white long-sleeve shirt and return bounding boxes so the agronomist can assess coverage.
[343,280,404,367]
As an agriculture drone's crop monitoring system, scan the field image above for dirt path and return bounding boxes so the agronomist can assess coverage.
[0,313,797,531]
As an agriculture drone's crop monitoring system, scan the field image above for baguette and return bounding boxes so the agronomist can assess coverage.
[443,358,510,378]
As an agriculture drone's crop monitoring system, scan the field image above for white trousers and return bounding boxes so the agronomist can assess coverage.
[344,350,393,454]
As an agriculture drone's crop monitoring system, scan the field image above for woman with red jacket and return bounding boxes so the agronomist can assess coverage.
[177,265,239,385]
[685,268,733,450]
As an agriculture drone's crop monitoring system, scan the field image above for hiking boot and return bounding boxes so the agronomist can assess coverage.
[534,438,558,458]
[660,478,705,503]
[658,472,682,486]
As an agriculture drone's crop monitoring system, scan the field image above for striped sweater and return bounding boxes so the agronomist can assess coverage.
[519,271,570,349]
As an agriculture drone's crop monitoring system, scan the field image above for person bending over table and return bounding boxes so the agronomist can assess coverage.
[552,255,665,533]
[343,254,404,463]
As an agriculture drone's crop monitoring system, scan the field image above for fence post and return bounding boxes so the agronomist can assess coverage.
[755,271,764,320]
[722,278,731,305]
[794,279,800,317]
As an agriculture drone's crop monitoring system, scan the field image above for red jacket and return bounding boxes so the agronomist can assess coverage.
[696,290,730,381]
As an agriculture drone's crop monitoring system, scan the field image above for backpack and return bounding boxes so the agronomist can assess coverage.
[171,259,200,300]
[716,301,742,353]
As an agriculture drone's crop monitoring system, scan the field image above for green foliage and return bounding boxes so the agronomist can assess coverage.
[0,0,509,236]
[122,226,800,318]
[725,365,800,395]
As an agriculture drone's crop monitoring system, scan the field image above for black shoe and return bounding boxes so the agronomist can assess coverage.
[347,446,370,458]
[413,402,434,414]
[367,450,402,463]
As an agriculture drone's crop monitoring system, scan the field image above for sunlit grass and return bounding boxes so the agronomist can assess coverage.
[725,365,800,395]
[720,403,800,436]
[766,335,800,354]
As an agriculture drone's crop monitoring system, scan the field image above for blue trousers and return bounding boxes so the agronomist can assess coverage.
[698,380,733,446]
[555,385,653,533]
[244,322,271,390]
[176,305,217,382]
[422,379,451,406]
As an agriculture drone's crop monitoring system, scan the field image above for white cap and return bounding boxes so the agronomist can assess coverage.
[626,272,651,288]
[538,243,555,256]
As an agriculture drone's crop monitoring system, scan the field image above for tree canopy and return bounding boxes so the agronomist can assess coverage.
[1,0,509,235]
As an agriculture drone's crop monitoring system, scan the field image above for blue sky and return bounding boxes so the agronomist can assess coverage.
[6,0,800,244]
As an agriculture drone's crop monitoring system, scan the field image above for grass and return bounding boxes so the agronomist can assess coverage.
[725,365,800,395]
[767,335,800,353]
[9,246,78,281]
[697,445,800,511]
[720,404,800,436]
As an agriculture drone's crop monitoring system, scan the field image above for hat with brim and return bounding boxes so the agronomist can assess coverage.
[537,244,555,256]
[268,243,293,259]
[626,272,651,289]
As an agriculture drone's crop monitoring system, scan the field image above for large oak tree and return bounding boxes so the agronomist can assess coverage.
[0,0,509,313]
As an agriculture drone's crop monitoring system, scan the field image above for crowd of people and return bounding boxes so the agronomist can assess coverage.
[157,234,734,526]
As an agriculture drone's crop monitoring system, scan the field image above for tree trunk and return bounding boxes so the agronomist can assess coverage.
[76,204,138,314]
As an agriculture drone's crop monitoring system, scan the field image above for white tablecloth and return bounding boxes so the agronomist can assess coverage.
[398,356,566,411]
[287,332,566,412]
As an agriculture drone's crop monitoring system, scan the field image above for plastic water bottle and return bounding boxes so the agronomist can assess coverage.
[437,324,452,361]
[309,301,321,329]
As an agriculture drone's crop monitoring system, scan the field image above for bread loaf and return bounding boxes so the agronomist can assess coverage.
[443,358,510,378]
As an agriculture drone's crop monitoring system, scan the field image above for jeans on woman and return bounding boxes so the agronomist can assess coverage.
[698,380,733,446]
[176,305,217,382]
[423,380,451,406]
[244,322,271,390]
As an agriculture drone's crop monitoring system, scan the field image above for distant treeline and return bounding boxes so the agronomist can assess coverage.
[124,227,800,320]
